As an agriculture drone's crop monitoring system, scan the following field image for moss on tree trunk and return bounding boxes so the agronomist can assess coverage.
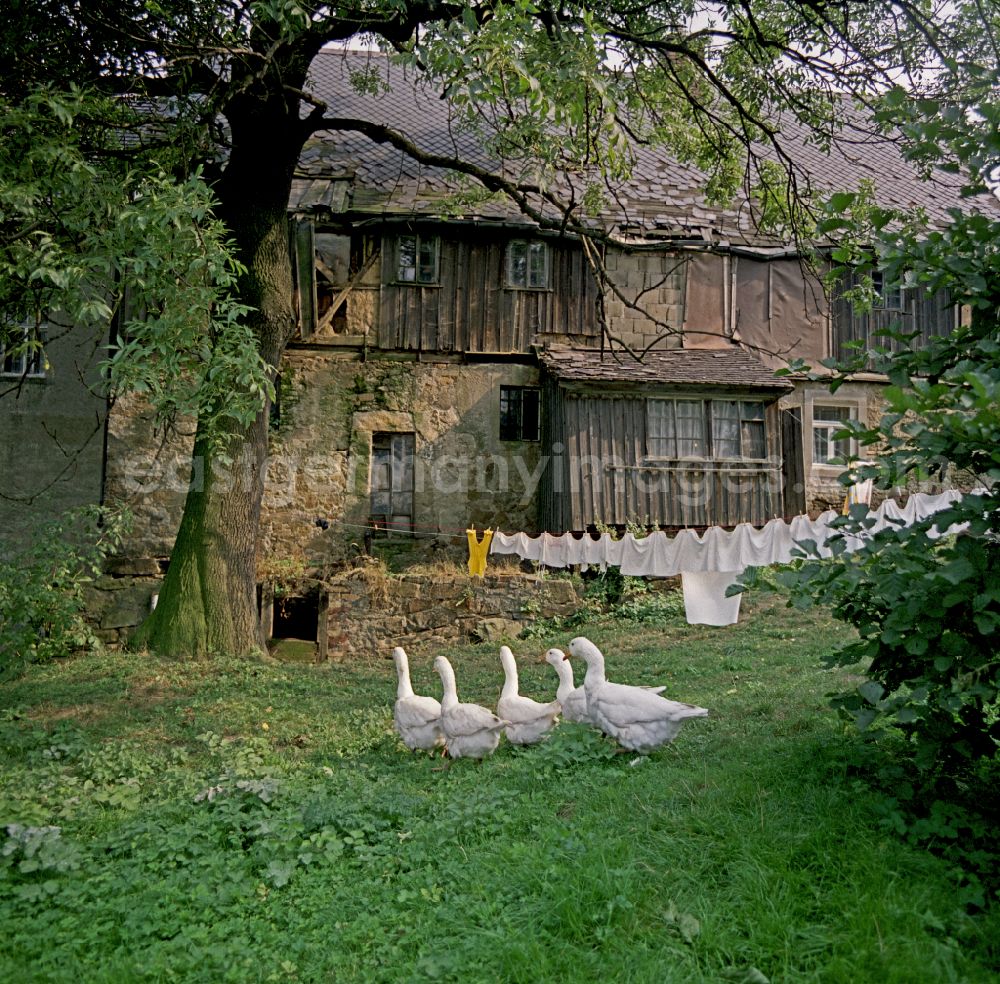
[131,421,269,656]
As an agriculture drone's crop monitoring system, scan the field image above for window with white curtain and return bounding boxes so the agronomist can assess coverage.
[647,398,766,460]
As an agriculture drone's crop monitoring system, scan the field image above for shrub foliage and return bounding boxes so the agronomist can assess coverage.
[0,506,129,675]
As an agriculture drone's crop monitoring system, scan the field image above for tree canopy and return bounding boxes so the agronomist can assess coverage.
[2,1,994,657]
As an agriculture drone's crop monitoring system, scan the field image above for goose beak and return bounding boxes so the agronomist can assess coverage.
[562,652,570,661]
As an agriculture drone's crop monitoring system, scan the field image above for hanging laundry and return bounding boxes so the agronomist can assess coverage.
[466,528,494,577]
[843,479,874,514]
[487,489,981,623]
[681,570,744,626]
[491,530,543,562]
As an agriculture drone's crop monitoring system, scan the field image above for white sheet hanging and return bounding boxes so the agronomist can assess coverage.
[488,490,982,624]
[681,570,744,626]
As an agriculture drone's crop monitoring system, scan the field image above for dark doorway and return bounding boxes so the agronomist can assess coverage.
[781,407,806,518]
[272,587,319,642]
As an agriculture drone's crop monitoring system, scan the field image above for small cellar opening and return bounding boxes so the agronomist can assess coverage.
[272,589,319,641]
[268,584,326,663]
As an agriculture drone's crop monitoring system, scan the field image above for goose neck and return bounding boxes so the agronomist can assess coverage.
[437,661,458,710]
[554,659,575,702]
[583,652,606,688]
[500,649,519,698]
[394,652,415,700]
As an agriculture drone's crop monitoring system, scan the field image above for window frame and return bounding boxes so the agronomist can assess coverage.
[369,432,416,532]
[499,385,541,442]
[396,233,440,285]
[505,240,550,290]
[871,270,904,313]
[645,397,769,462]
[1,320,46,379]
[810,403,858,468]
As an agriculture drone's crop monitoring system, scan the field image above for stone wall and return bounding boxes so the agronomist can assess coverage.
[602,248,686,352]
[82,563,583,658]
[322,569,581,659]
[260,352,550,568]
[82,557,163,646]
[105,352,549,570]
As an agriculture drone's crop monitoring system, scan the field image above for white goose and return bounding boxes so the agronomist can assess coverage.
[497,646,561,744]
[543,648,590,723]
[568,636,709,752]
[545,647,667,724]
[391,647,444,753]
[433,655,509,759]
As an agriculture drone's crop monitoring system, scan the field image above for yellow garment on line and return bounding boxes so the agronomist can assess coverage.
[467,528,494,577]
[842,479,874,515]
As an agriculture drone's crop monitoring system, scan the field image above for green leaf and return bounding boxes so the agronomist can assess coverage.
[858,681,885,705]
[828,191,857,212]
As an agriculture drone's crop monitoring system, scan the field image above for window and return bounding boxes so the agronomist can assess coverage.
[506,240,549,289]
[370,433,415,531]
[1,320,45,378]
[712,400,766,459]
[872,270,903,311]
[812,405,855,465]
[397,234,439,284]
[499,386,540,441]
[647,399,767,460]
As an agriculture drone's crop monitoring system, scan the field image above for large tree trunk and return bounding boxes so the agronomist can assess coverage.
[131,422,270,655]
[133,68,310,657]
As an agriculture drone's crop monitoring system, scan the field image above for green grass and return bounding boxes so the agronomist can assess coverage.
[1,593,997,983]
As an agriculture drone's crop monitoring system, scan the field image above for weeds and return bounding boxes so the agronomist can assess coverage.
[0,596,998,983]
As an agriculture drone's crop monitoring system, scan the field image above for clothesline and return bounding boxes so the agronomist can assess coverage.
[488,490,981,626]
[488,489,969,577]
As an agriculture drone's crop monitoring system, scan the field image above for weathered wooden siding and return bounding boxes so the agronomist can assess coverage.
[540,387,784,531]
[538,377,569,531]
[378,234,600,353]
[831,271,955,363]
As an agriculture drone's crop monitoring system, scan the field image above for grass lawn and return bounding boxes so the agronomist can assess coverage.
[1,591,997,983]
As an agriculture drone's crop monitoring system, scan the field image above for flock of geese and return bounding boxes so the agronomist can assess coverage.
[391,638,709,760]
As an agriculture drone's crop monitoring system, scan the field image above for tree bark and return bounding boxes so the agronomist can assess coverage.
[131,423,270,656]
[133,60,309,657]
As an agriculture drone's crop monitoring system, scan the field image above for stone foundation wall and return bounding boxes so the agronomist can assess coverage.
[322,570,581,659]
[82,566,583,658]
[82,557,163,646]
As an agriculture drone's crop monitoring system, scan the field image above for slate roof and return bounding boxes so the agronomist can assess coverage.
[298,49,999,243]
[537,346,794,391]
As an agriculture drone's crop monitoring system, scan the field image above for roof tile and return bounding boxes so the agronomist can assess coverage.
[301,50,1000,240]
[538,346,794,390]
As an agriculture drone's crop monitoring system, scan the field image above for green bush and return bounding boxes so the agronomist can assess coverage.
[0,506,129,675]
[783,501,1000,776]
[783,85,1000,785]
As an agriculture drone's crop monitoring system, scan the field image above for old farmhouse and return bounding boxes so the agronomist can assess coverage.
[1,50,992,650]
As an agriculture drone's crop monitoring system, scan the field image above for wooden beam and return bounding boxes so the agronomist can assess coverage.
[316,248,381,333]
